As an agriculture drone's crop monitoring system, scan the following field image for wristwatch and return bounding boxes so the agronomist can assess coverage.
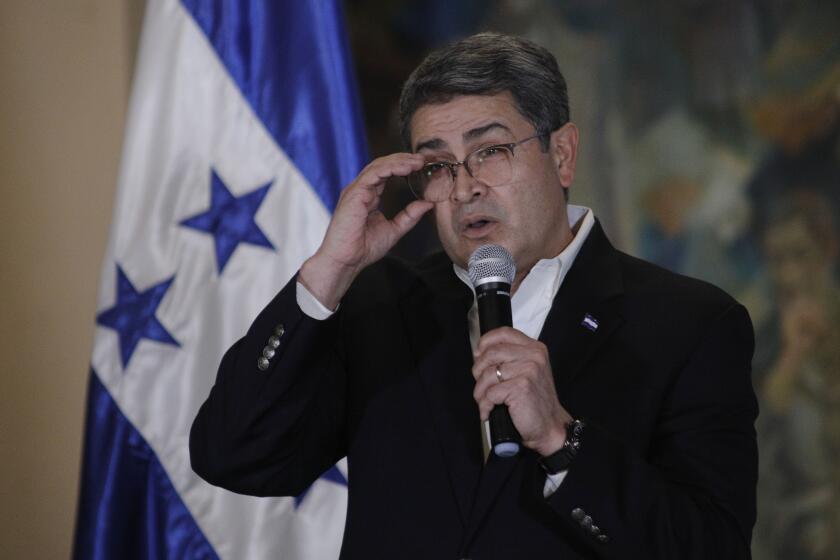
[539,419,585,474]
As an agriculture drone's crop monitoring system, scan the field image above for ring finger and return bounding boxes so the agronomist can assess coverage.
[473,362,518,406]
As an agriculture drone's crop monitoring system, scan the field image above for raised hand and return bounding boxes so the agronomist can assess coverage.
[299,153,434,310]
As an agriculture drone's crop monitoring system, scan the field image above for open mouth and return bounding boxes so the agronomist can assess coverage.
[461,217,497,237]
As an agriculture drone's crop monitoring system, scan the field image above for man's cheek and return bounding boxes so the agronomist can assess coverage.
[438,213,458,240]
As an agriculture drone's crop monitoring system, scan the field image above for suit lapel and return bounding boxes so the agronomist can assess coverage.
[401,256,483,527]
[460,447,523,551]
[540,220,624,391]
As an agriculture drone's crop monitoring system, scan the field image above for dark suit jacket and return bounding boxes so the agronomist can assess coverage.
[190,222,758,559]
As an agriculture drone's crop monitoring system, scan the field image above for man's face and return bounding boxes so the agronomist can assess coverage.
[409,93,578,274]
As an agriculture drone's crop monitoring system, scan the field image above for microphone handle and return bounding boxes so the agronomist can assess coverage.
[476,283,522,458]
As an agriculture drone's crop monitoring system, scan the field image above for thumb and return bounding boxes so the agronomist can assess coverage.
[390,200,434,238]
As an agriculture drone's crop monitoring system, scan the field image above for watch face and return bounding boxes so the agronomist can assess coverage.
[568,419,585,451]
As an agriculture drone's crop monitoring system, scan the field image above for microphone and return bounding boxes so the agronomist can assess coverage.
[468,244,522,458]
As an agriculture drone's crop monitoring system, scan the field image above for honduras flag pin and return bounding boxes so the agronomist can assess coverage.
[581,313,599,332]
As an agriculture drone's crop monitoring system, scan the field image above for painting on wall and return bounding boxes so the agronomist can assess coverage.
[346,0,840,556]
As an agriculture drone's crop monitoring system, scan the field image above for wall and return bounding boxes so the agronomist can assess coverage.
[0,1,142,558]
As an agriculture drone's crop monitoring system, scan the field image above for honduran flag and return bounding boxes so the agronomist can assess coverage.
[74,1,367,558]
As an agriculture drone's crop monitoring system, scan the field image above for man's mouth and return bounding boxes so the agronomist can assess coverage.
[461,216,498,238]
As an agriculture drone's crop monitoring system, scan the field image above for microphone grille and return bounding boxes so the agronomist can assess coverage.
[467,244,516,286]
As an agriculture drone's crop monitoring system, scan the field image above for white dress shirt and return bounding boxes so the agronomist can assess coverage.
[297,205,596,498]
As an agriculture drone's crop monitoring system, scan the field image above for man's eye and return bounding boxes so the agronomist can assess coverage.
[478,146,507,160]
[424,163,449,176]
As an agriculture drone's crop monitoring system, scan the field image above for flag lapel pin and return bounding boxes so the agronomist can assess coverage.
[581,313,599,332]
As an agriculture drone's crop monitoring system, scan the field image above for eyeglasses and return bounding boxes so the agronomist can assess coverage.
[407,134,544,202]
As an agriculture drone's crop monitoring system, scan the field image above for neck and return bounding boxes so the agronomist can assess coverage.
[510,225,574,295]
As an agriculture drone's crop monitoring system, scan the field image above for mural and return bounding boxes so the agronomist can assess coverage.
[345,0,840,556]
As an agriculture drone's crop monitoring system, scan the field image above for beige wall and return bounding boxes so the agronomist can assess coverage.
[0,1,143,558]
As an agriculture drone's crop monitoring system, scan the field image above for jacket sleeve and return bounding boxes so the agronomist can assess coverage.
[189,274,347,497]
[544,303,758,558]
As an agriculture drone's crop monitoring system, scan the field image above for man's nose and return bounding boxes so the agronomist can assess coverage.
[450,164,487,203]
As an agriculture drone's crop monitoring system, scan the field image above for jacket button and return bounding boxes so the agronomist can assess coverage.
[581,515,593,530]
[257,357,270,370]
[267,335,280,349]
[262,346,276,359]
[597,534,609,544]
[571,507,585,521]
[274,324,285,337]
[590,524,600,535]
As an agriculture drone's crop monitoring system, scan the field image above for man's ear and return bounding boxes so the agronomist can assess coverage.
[550,122,579,188]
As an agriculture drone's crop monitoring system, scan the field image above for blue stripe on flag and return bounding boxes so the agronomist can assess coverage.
[181,0,368,211]
[73,371,219,560]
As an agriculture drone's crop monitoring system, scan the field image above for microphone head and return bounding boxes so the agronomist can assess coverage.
[467,244,516,287]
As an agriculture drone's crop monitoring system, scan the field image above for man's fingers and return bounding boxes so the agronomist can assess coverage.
[390,200,434,237]
[477,375,520,420]
[473,328,548,378]
[473,362,529,414]
[475,327,532,353]
[473,364,500,403]
[358,153,425,188]
[472,344,517,375]
[472,344,543,379]
[341,154,425,216]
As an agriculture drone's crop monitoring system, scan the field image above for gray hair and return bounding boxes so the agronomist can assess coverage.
[398,32,570,151]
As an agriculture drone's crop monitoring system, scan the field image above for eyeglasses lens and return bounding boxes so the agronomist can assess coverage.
[408,146,513,202]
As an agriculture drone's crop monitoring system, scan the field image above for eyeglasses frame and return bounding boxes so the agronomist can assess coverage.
[407,133,546,201]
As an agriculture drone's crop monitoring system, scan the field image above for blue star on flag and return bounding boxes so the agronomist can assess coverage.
[180,169,275,273]
[96,265,180,368]
[294,465,347,508]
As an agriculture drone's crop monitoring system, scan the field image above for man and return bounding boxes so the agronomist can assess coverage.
[190,33,758,558]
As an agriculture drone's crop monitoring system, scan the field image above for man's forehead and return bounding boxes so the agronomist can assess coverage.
[409,93,525,152]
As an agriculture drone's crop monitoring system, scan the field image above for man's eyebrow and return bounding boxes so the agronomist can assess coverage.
[414,138,447,153]
[463,122,512,142]
[413,122,513,153]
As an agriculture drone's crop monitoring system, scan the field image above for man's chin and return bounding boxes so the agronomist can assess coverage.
[439,225,515,268]
[450,238,516,269]
[441,241,482,270]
